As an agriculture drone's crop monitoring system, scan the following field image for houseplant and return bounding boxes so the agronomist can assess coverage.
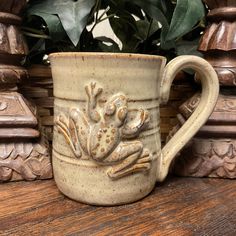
[22,0,206,63]
[20,0,206,144]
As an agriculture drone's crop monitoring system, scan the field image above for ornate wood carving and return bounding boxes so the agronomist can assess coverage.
[0,139,52,182]
[0,0,26,15]
[173,138,236,179]
[198,0,236,86]
[179,92,236,124]
[171,0,236,179]
[0,0,28,84]
[0,92,38,128]
[0,0,52,182]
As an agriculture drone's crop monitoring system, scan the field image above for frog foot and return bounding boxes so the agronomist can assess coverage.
[55,115,82,158]
[107,148,152,179]
[85,81,103,102]
[122,109,150,138]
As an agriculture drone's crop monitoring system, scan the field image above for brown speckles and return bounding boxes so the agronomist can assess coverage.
[55,78,155,189]
[92,151,96,156]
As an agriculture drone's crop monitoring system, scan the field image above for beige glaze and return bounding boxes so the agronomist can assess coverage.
[50,53,219,205]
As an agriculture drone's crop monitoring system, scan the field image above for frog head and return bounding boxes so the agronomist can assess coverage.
[104,94,128,127]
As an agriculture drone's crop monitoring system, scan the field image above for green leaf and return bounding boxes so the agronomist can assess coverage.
[108,10,139,52]
[135,19,160,41]
[30,13,66,42]
[124,2,144,19]
[96,36,119,46]
[158,0,175,22]
[96,36,120,52]
[166,0,205,41]
[176,38,202,56]
[27,0,96,46]
[128,0,169,32]
[126,0,173,49]
[176,38,203,74]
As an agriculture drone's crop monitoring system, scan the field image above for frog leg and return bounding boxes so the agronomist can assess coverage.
[70,109,90,155]
[85,82,103,123]
[106,142,152,179]
[122,109,150,138]
[55,115,82,158]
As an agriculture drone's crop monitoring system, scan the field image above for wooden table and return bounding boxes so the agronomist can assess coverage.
[0,177,235,235]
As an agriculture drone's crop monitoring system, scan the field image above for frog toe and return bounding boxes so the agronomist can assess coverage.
[107,162,151,179]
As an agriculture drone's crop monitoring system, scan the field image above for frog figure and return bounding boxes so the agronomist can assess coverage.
[55,82,152,179]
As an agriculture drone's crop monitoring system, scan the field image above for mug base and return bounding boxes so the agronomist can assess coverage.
[52,150,156,206]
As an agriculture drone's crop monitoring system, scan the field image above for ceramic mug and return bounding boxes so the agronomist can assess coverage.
[50,53,219,206]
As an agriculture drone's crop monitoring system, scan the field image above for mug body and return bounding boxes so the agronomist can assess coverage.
[50,52,166,205]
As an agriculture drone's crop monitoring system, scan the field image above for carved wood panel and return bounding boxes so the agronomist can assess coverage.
[171,0,236,179]
[0,0,52,181]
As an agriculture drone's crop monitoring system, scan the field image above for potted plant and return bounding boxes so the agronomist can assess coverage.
[22,0,205,62]
[20,0,206,143]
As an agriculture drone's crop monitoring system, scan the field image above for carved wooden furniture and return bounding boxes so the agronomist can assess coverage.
[172,0,236,178]
[160,73,197,143]
[0,0,52,181]
[20,65,54,144]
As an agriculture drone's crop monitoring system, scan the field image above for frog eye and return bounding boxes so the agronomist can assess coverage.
[70,109,79,120]
[105,103,116,115]
[118,107,128,121]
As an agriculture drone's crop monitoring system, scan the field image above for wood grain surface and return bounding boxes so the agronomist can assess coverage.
[0,177,235,235]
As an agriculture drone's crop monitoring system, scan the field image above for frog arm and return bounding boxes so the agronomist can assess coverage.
[85,82,103,122]
[70,109,89,155]
[55,115,82,158]
[121,109,150,138]
[114,106,128,127]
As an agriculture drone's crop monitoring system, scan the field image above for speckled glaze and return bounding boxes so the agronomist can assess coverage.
[50,53,219,206]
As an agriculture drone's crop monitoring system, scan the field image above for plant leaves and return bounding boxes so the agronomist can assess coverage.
[135,19,160,41]
[176,38,203,74]
[27,0,96,46]
[128,0,169,33]
[158,0,175,22]
[126,0,174,49]
[124,2,144,19]
[176,38,202,56]
[108,10,139,52]
[30,13,66,42]
[166,0,205,41]
[96,36,120,52]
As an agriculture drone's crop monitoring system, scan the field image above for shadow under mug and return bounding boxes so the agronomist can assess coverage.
[50,53,219,206]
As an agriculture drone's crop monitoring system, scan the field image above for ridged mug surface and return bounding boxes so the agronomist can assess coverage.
[50,52,166,205]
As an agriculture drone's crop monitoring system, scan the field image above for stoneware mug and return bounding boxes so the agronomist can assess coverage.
[50,53,219,206]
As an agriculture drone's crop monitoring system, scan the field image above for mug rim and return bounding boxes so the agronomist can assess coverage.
[49,52,166,61]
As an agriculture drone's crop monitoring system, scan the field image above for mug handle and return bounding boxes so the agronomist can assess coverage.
[156,56,219,182]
